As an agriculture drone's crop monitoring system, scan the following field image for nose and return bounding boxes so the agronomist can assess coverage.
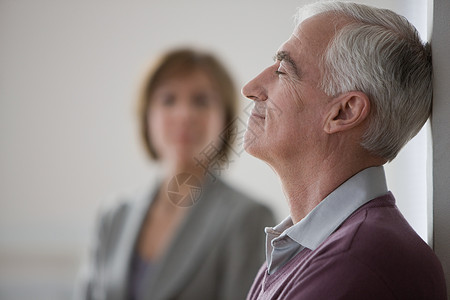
[241,68,269,102]
[174,100,196,123]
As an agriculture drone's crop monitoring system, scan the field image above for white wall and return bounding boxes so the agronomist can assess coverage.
[431,0,450,295]
[0,0,431,299]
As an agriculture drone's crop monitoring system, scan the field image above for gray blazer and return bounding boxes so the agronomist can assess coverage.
[75,178,275,300]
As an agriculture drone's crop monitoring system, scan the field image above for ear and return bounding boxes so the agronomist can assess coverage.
[324,92,370,134]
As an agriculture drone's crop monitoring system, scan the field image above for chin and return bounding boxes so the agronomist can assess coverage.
[167,147,196,163]
[245,138,280,169]
[244,140,264,159]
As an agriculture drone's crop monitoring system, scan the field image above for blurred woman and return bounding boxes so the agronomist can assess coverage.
[75,48,275,300]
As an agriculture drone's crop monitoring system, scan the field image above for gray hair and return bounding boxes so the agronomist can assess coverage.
[295,1,432,161]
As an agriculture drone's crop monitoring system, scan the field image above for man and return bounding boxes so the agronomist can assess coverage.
[243,1,447,299]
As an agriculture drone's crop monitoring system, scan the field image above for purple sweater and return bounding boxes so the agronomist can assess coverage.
[247,194,447,299]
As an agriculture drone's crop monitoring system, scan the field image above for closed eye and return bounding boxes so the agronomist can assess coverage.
[273,51,300,78]
[274,62,286,76]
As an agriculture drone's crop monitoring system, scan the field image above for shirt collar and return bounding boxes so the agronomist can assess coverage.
[265,166,388,273]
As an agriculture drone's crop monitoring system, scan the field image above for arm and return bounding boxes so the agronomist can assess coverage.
[73,200,120,300]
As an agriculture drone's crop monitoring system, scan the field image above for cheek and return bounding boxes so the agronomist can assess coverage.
[149,111,162,130]
[264,81,304,124]
[205,110,226,140]
[148,110,169,147]
[281,79,305,109]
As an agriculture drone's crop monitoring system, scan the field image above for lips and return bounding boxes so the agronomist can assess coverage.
[250,111,265,119]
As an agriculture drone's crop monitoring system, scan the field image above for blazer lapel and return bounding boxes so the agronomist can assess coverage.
[107,181,160,300]
[144,179,230,300]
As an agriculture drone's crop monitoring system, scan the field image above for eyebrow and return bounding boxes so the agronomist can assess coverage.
[273,51,299,76]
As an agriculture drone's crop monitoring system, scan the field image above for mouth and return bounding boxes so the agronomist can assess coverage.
[250,111,265,120]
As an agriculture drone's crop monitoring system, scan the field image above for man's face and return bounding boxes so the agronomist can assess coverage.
[242,14,337,165]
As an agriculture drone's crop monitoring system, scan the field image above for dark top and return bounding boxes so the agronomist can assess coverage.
[128,253,155,300]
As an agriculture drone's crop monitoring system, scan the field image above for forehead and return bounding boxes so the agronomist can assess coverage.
[278,13,348,69]
[155,69,215,90]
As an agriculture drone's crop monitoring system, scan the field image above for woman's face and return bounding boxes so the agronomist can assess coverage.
[148,70,226,167]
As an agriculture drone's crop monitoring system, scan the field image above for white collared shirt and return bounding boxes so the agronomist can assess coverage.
[265,166,388,274]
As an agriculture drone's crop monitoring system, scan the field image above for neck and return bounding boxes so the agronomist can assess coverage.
[273,151,385,223]
[155,159,212,211]
[161,158,211,182]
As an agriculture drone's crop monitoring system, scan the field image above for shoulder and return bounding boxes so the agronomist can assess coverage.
[314,194,430,259]
[95,183,156,236]
[212,179,269,209]
[212,179,275,224]
[90,195,132,250]
[305,194,446,298]
[343,195,438,268]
